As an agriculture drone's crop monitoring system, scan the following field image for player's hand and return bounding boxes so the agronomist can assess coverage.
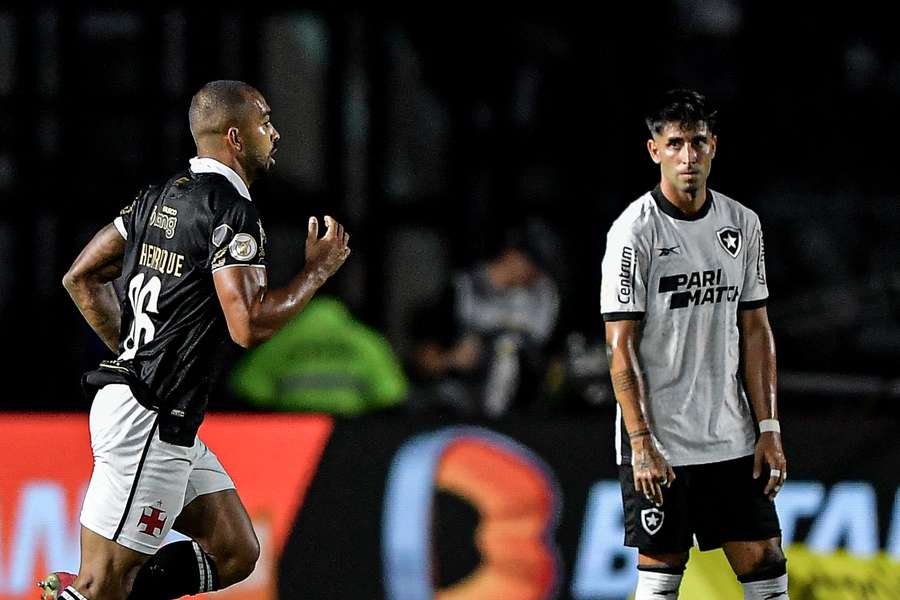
[631,436,675,507]
[754,432,786,501]
[305,215,351,280]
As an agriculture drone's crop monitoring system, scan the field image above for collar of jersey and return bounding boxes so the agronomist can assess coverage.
[651,184,711,221]
[189,157,252,201]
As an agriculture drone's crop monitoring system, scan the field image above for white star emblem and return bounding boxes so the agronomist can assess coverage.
[724,233,737,249]
[646,513,660,527]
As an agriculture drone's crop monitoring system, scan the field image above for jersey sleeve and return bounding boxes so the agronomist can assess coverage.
[739,218,768,309]
[113,190,142,240]
[209,200,268,272]
[601,220,649,321]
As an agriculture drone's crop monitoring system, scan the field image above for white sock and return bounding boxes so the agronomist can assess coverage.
[741,573,789,599]
[634,567,683,599]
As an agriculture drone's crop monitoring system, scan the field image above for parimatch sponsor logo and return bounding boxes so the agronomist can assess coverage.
[658,268,739,309]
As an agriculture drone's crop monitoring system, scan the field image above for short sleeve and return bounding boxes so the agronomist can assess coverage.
[739,220,768,309]
[209,200,268,272]
[600,222,648,321]
[113,190,142,240]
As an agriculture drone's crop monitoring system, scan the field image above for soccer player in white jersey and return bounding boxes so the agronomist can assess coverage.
[601,89,789,599]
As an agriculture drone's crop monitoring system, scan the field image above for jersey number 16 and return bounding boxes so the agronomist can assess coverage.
[120,273,161,360]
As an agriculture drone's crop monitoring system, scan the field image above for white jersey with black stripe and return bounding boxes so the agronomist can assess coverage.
[601,186,768,466]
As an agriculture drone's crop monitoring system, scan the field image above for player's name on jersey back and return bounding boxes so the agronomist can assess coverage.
[139,242,185,278]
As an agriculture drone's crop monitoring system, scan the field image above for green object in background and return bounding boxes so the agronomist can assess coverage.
[230,297,407,415]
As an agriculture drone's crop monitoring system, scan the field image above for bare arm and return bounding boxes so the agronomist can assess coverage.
[738,306,786,499]
[62,223,125,353]
[605,319,674,505]
[214,215,350,348]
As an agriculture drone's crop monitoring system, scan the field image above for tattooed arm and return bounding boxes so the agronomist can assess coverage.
[606,318,675,506]
[63,223,125,353]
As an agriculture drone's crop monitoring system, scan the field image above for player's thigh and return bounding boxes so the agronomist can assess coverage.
[81,384,194,555]
[689,455,781,553]
[175,439,256,557]
[175,488,256,554]
[619,465,692,559]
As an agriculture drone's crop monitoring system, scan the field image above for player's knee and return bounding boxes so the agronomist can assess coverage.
[742,543,785,576]
[220,532,260,584]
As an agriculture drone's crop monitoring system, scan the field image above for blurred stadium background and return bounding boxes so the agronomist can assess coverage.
[0,4,897,600]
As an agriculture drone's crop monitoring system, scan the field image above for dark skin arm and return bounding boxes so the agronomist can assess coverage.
[214,215,350,348]
[605,319,675,506]
[738,306,786,500]
[62,223,126,353]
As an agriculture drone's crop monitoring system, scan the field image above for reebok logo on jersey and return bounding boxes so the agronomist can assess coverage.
[717,227,742,258]
[616,246,635,304]
[657,245,680,256]
[658,268,739,309]
[641,508,664,535]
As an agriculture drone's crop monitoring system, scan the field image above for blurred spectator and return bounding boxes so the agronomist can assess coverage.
[409,218,562,418]
[230,297,407,415]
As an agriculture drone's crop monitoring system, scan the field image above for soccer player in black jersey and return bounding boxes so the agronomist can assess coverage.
[47,81,350,600]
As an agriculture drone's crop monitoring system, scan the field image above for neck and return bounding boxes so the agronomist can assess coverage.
[660,178,707,215]
[196,149,253,187]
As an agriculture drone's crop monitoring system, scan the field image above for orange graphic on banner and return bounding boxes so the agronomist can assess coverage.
[0,414,332,600]
[435,437,557,600]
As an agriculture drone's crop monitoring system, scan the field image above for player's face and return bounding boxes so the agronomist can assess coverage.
[647,121,716,196]
[241,94,280,179]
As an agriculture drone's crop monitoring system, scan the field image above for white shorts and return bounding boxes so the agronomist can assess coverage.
[80,384,234,554]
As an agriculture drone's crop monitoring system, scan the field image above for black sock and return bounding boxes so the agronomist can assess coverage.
[128,541,220,600]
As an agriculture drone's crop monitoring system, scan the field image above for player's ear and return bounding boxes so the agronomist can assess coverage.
[227,127,243,152]
[709,134,717,159]
[647,138,661,164]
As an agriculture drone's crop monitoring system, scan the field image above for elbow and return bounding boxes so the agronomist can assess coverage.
[228,321,270,349]
[62,268,83,294]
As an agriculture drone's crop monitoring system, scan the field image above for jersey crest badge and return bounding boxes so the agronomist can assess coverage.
[137,504,168,537]
[229,233,258,261]
[716,227,742,258]
[641,507,664,536]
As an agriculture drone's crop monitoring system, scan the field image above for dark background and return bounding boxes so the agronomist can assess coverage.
[0,4,897,411]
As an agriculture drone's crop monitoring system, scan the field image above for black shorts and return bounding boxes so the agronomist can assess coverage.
[619,454,781,553]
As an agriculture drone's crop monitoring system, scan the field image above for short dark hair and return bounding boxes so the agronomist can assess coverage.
[645,88,717,136]
[188,80,260,143]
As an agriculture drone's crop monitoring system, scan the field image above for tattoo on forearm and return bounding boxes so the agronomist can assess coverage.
[629,428,650,439]
[611,370,638,394]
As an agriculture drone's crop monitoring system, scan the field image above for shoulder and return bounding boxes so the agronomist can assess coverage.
[711,189,761,227]
[607,192,656,240]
